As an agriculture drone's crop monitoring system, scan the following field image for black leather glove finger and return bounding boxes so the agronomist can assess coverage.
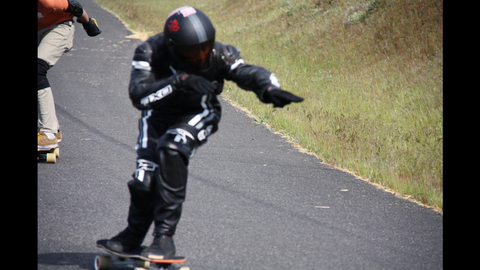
[264,88,304,108]
[79,18,102,37]
[181,74,217,95]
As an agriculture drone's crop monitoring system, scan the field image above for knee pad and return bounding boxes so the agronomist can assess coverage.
[129,159,158,194]
[38,58,50,90]
[157,124,198,161]
[127,159,159,213]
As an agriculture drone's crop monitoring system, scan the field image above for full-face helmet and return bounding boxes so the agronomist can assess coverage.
[164,7,216,71]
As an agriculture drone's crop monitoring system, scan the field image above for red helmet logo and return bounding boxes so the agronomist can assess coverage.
[168,19,180,32]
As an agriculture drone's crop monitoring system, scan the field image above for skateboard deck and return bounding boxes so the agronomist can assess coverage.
[37,147,59,163]
[95,239,189,270]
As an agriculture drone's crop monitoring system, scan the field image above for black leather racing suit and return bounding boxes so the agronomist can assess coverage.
[125,33,281,238]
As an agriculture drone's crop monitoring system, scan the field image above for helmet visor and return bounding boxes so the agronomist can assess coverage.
[173,38,215,71]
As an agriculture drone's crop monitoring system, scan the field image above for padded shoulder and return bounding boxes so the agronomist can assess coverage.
[218,43,242,66]
[133,41,153,62]
[133,33,168,62]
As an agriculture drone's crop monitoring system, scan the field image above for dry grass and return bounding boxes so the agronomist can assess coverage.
[95,0,443,211]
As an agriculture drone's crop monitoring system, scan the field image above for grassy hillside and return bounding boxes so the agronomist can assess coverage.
[95,0,443,211]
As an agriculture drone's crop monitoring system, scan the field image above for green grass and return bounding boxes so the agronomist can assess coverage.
[94,0,443,212]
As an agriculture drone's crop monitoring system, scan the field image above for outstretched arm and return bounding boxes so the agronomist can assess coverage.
[222,44,303,108]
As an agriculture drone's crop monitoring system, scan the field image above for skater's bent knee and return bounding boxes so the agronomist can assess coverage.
[157,125,197,161]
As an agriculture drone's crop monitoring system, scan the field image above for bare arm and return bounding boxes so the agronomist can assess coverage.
[76,9,89,23]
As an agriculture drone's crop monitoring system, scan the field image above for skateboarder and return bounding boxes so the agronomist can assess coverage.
[104,6,303,260]
[38,0,101,150]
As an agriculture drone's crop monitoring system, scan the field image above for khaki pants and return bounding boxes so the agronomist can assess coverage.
[37,21,75,133]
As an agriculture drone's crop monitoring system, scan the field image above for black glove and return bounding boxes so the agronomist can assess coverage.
[263,88,304,108]
[178,73,217,95]
[79,18,102,37]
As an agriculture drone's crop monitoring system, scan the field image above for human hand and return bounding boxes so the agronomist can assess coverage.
[179,73,217,95]
[263,87,304,108]
[79,18,102,37]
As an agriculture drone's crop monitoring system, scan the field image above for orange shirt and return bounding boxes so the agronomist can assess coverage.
[38,0,74,30]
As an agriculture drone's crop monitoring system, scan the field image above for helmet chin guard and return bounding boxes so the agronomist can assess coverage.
[164,7,216,72]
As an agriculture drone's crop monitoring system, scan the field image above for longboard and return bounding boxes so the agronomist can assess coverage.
[95,239,189,270]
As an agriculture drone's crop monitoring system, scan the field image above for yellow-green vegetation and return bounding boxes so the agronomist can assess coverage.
[95,0,443,211]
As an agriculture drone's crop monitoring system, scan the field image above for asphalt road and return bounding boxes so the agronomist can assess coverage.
[38,1,443,269]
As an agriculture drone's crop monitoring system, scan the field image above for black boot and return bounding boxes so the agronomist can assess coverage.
[106,202,153,253]
[106,206,153,253]
[141,234,176,259]
[107,175,156,253]
[106,226,145,253]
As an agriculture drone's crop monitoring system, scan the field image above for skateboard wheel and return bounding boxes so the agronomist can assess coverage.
[46,153,56,163]
[136,260,150,268]
[54,148,60,158]
[179,267,191,270]
[94,255,112,270]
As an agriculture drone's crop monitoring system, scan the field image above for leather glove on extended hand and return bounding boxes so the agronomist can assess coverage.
[177,73,217,95]
[79,18,102,37]
[263,88,304,108]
